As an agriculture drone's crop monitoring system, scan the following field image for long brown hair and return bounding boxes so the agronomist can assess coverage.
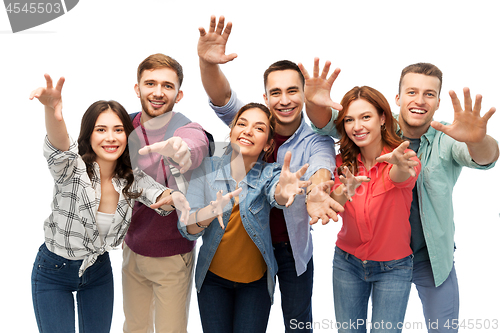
[229,102,276,161]
[77,100,140,201]
[335,86,402,175]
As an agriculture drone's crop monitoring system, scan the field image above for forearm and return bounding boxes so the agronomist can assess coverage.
[467,135,500,165]
[330,185,349,206]
[388,164,412,183]
[307,169,332,193]
[199,59,232,106]
[45,106,70,151]
[186,205,216,234]
[305,102,333,130]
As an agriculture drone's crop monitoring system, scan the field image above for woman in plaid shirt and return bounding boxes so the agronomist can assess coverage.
[29,74,179,333]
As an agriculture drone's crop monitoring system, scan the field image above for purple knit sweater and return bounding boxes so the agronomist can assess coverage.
[124,112,209,257]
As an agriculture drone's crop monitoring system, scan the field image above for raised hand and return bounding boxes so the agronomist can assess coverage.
[431,88,496,143]
[306,180,344,225]
[298,57,343,111]
[338,166,371,201]
[29,73,65,121]
[376,141,419,179]
[209,187,243,229]
[139,136,192,173]
[198,15,237,65]
[275,151,311,207]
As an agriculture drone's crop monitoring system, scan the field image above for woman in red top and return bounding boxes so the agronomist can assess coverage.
[329,86,421,333]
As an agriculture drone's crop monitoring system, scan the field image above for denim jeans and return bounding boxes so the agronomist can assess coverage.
[197,270,271,333]
[332,247,413,333]
[31,243,114,333]
[274,241,314,333]
[413,260,459,333]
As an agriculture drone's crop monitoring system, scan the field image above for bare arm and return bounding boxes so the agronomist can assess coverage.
[29,74,70,151]
[198,15,237,106]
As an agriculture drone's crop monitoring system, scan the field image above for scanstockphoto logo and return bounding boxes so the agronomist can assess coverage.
[4,0,78,33]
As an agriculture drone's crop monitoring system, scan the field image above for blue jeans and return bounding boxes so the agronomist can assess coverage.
[31,244,114,333]
[332,247,413,333]
[413,260,459,333]
[197,270,271,333]
[274,241,314,333]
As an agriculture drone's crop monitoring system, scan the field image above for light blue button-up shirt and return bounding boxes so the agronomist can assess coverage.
[209,91,336,276]
[313,110,496,286]
[178,150,283,301]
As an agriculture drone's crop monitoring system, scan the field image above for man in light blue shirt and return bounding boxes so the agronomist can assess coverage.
[196,16,344,333]
[301,59,499,333]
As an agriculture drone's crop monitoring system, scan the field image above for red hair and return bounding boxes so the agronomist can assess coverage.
[335,86,402,175]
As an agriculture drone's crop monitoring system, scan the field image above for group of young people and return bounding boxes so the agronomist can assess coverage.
[30,15,498,333]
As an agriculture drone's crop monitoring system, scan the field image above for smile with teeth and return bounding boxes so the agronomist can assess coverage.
[409,108,427,114]
[277,108,294,114]
[238,138,253,145]
[102,146,119,152]
[150,100,165,107]
[353,133,368,139]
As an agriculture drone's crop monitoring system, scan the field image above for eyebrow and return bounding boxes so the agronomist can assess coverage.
[144,79,175,86]
[94,124,124,128]
[238,117,268,127]
[406,87,438,94]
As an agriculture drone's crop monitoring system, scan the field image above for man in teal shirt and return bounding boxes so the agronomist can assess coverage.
[301,59,499,333]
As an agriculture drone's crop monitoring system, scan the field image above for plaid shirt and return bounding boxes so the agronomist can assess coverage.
[43,136,170,276]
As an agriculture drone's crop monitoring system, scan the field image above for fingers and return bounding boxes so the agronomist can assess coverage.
[222,20,232,41]
[449,90,463,113]
[217,214,225,229]
[295,163,309,179]
[215,15,225,34]
[430,120,448,133]
[463,87,472,112]
[313,57,320,77]
[375,152,392,163]
[281,151,292,172]
[482,107,496,123]
[298,62,310,80]
[44,73,53,89]
[55,76,65,92]
[208,15,216,33]
[320,60,332,80]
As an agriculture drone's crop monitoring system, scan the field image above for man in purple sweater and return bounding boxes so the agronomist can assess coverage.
[122,53,209,333]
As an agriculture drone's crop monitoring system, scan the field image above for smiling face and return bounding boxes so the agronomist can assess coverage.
[344,99,386,152]
[90,109,127,167]
[263,69,304,136]
[396,73,441,138]
[230,107,273,162]
[134,68,183,123]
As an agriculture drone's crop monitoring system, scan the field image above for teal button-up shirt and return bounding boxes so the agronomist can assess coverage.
[313,110,496,286]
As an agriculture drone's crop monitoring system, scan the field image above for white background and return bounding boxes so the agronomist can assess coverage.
[1,0,499,332]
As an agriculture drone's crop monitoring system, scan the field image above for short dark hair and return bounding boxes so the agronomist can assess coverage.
[399,63,443,96]
[263,60,305,92]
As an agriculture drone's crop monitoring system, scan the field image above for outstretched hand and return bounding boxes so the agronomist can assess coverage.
[275,151,311,207]
[431,88,496,144]
[307,180,344,225]
[338,166,370,201]
[198,15,237,65]
[298,58,343,111]
[29,74,65,121]
[209,187,243,229]
[138,137,192,173]
[376,141,419,177]
[151,190,191,224]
